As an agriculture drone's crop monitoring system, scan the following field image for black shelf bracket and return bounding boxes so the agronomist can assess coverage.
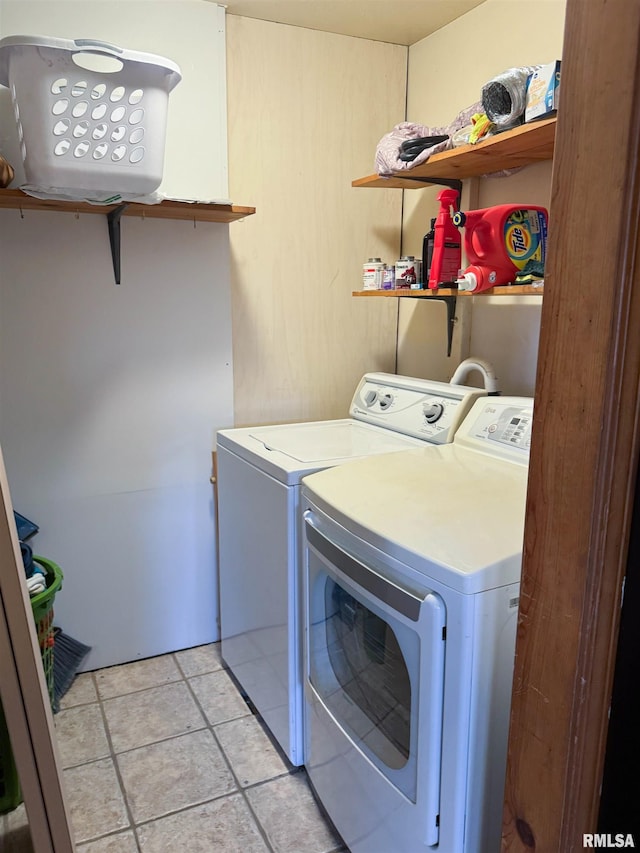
[425,293,457,356]
[400,176,463,194]
[106,202,129,284]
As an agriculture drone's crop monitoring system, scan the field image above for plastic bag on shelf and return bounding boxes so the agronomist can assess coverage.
[481,66,539,130]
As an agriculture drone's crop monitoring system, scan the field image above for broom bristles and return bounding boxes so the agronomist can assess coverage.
[53,630,91,712]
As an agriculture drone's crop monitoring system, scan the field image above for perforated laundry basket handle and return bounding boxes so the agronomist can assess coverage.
[72,38,124,56]
[67,37,181,86]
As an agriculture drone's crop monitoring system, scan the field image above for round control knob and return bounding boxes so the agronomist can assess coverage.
[423,402,444,424]
[363,389,378,407]
[379,392,393,410]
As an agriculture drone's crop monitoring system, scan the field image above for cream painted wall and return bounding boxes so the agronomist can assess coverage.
[399,0,566,396]
[226,16,407,426]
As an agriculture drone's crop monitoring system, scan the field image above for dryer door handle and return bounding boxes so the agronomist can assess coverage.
[304,512,425,623]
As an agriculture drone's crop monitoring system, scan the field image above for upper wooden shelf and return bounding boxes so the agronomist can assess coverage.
[0,188,255,223]
[352,118,556,189]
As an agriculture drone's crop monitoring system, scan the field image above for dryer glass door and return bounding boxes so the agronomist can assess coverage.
[305,513,445,825]
[322,576,413,771]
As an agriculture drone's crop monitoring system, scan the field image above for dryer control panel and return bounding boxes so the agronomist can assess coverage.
[454,397,534,463]
[350,372,487,444]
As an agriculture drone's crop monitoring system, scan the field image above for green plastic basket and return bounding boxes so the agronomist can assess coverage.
[29,557,63,707]
[0,556,63,815]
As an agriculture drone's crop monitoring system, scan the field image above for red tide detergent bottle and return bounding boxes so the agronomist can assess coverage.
[452,204,548,293]
[427,188,461,289]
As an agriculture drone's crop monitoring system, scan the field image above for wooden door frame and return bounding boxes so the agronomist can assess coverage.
[502,1,640,849]
[0,448,75,852]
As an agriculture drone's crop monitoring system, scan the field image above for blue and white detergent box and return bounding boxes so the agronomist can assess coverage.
[525,60,561,122]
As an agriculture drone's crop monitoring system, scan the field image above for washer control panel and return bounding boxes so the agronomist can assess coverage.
[350,372,487,444]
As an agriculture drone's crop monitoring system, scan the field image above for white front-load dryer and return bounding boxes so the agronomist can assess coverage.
[301,396,533,851]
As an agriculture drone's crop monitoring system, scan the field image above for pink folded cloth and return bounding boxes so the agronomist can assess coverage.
[375,101,483,176]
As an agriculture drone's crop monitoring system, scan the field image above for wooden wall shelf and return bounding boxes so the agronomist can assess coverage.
[0,188,256,283]
[0,188,255,223]
[352,285,544,297]
[352,117,556,190]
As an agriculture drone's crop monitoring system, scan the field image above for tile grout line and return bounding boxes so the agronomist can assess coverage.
[89,669,143,853]
[174,652,279,853]
[215,661,347,853]
[91,675,184,703]
[214,656,348,853]
[87,659,222,849]
[177,652,345,853]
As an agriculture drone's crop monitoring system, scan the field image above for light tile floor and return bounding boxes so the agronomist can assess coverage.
[0,643,345,853]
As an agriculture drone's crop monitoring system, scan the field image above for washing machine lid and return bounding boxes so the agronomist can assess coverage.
[302,443,530,594]
[217,419,428,485]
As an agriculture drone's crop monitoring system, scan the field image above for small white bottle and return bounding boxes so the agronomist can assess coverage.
[362,258,384,290]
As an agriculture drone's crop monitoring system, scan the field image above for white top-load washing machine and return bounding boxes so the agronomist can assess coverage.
[301,396,533,853]
[216,371,492,766]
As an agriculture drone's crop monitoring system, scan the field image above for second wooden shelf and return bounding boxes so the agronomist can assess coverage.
[352,285,544,297]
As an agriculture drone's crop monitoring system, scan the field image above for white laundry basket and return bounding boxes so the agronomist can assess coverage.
[0,35,181,198]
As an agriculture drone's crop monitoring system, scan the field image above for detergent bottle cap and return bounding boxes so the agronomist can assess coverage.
[456,271,478,292]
